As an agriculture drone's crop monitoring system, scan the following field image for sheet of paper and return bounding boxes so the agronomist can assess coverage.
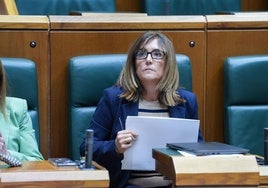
[121,116,200,171]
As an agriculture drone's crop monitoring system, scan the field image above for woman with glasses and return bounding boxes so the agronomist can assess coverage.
[80,31,203,188]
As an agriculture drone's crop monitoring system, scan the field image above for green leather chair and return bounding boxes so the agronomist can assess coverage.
[15,0,115,15]
[143,0,241,15]
[224,55,268,156]
[1,58,40,146]
[68,54,192,160]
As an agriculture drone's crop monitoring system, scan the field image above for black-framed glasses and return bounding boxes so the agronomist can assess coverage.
[135,49,165,60]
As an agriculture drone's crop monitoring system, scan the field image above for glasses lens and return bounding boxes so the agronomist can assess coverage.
[151,50,164,59]
[136,50,147,59]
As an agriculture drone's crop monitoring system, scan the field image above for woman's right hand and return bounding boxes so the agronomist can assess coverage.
[115,130,137,154]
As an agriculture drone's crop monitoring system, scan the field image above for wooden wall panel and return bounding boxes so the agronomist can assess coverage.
[241,0,268,11]
[116,0,142,12]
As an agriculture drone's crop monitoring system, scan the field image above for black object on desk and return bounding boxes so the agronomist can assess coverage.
[167,142,249,156]
[48,158,77,167]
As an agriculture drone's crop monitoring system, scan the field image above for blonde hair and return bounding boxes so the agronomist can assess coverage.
[117,31,184,106]
[0,60,6,117]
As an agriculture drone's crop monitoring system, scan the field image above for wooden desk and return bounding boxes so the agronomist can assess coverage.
[0,161,109,187]
[153,148,260,187]
[260,166,268,188]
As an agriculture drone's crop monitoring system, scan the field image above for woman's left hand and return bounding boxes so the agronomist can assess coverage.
[0,132,9,155]
[115,130,137,154]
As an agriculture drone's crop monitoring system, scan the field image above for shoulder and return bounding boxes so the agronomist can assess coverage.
[177,89,198,119]
[5,97,27,114]
[103,85,124,99]
[94,86,124,108]
[6,97,27,108]
[178,89,197,101]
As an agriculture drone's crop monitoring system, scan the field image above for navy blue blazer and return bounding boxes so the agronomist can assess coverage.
[80,86,203,188]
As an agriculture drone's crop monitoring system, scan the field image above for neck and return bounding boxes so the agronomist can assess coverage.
[141,85,159,101]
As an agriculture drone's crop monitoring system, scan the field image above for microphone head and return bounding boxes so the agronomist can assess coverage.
[85,129,94,169]
[265,128,268,141]
[86,129,94,142]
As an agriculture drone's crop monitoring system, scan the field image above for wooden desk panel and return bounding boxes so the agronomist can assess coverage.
[207,14,268,29]
[0,161,109,188]
[153,148,260,187]
[260,166,268,186]
[49,15,205,30]
[49,16,206,158]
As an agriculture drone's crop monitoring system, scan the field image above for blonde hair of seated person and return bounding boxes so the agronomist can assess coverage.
[0,60,7,118]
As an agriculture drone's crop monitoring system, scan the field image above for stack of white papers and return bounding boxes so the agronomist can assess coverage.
[121,116,200,170]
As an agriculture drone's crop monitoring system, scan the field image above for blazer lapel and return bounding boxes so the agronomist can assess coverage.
[169,105,186,118]
[122,101,138,125]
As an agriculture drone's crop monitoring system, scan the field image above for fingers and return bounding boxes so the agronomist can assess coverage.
[115,130,138,154]
[0,136,5,146]
[117,130,137,140]
[0,137,8,155]
[0,141,5,151]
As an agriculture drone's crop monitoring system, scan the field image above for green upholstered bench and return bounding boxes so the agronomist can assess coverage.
[224,54,268,156]
[15,0,115,15]
[68,54,193,160]
[143,0,241,15]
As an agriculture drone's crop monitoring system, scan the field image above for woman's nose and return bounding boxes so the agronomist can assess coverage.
[145,54,153,64]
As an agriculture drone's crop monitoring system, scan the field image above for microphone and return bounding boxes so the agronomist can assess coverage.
[264,128,268,165]
[85,129,94,168]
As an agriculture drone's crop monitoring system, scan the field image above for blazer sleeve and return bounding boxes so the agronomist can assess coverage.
[80,87,123,167]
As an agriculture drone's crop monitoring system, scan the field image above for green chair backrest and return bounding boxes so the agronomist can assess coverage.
[224,54,268,156]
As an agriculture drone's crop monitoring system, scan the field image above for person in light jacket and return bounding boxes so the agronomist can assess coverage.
[0,60,43,161]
